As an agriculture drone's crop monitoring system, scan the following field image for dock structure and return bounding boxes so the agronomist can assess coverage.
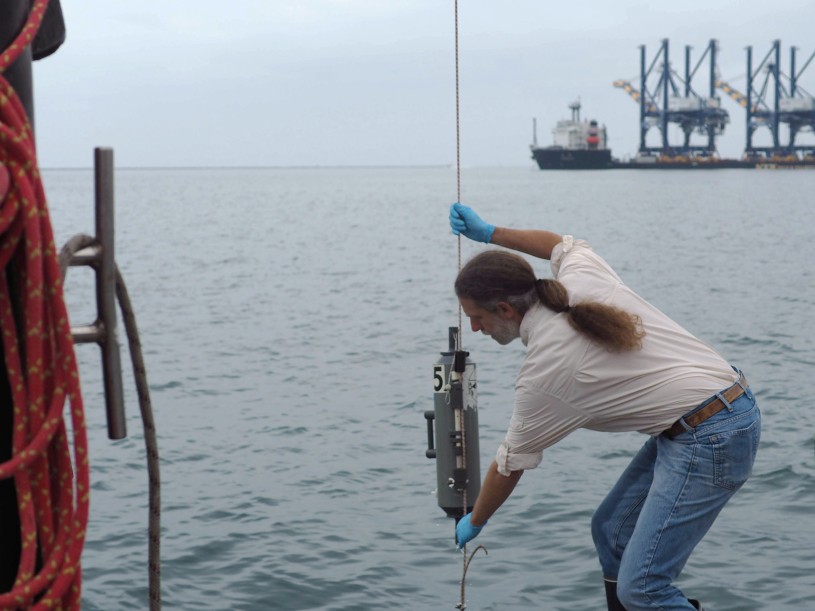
[745,40,815,161]
[614,39,815,164]
[635,39,729,159]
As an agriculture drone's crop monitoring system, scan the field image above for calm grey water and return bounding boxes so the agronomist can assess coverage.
[42,167,814,610]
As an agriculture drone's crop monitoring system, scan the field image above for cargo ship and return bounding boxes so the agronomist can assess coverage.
[530,101,815,170]
[529,101,612,169]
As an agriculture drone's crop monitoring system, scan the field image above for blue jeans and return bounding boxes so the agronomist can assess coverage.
[591,381,761,610]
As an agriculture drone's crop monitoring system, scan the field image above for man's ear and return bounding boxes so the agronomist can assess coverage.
[495,301,516,319]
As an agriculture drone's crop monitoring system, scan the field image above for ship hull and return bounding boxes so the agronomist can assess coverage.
[531,147,612,169]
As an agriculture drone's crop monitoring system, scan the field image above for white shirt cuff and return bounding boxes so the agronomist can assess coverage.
[550,235,574,277]
[495,442,543,476]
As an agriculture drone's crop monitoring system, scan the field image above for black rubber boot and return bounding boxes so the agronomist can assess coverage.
[603,579,626,611]
[604,580,701,610]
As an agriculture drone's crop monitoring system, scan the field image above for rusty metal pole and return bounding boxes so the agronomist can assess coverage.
[94,147,126,440]
[67,148,126,439]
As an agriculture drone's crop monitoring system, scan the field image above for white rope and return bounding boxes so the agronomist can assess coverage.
[452,3,483,609]
[454,0,463,348]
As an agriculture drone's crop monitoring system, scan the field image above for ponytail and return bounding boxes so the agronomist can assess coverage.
[534,278,645,352]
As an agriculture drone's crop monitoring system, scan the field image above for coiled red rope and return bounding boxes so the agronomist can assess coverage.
[0,1,90,608]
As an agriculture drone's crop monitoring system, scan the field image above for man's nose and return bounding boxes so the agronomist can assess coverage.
[470,320,481,332]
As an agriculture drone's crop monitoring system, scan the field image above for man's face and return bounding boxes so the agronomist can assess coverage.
[458,297,521,345]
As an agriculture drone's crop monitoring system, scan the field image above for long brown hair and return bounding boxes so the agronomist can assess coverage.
[455,251,645,352]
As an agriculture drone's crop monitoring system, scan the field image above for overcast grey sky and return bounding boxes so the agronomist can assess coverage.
[31,0,815,168]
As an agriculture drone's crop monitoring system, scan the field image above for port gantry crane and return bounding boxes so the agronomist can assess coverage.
[613,39,729,159]
[616,40,815,162]
[745,40,815,160]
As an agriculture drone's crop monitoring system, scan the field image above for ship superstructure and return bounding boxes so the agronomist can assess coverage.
[530,101,612,169]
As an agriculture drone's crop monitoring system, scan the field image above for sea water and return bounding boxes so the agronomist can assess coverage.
[41,166,814,610]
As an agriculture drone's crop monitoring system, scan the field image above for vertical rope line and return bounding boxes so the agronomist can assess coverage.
[454,0,463,350]
[452,0,466,508]
[453,2,471,608]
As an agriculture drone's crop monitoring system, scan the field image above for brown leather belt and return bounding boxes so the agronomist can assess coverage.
[664,373,748,438]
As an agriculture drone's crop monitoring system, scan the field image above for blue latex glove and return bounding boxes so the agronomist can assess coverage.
[449,203,495,244]
[455,513,486,549]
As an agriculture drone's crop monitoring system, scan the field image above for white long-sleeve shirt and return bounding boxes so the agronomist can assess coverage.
[496,236,738,476]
